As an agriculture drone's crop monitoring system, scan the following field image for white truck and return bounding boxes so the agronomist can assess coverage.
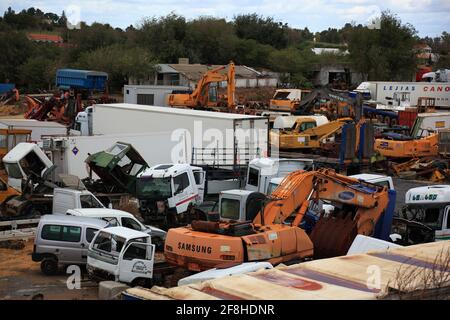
[355,81,450,108]
[136,163,207,226]
[392,185,450,245]
[410,112,450,138]
[245,157,315,193]
[136,158,315,226]
[3,142,54,192]
[87,226,157,287]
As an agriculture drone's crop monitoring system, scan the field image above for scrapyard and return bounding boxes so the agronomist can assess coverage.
[0,3,449,307]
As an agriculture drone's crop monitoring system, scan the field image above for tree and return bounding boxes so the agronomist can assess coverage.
[75,45,157,89]
[347,12,417,81]
[234,13,288,49]
[18,55,54,91]
[268,47,315,87]
[234,38,274,68]
[136,13,188,63]
[184,17,237,64]
[0,31,33,82]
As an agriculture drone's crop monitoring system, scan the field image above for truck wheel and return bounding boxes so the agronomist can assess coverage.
[41,258,58,275]
[132,278,153,288]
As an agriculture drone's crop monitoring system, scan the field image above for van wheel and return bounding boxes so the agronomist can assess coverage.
[41,258,58,275]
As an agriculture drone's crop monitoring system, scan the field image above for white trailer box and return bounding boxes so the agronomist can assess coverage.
[355,82,450,108]
[42,131,190,180]
[90,104,269,166]
[0,119,68,142]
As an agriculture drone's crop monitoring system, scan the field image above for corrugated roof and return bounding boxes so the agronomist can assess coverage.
[57,69,108,78]
[27,33,63,42]
[124,240,450,300]
[166,64,264,81]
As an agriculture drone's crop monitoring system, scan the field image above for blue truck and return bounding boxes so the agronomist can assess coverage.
[0,83,15,95]
[56,69,108,91]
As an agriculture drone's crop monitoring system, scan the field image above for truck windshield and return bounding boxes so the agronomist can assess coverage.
[401,204,444,230]
[220,198,240,220]
[4,163,23,179]
[80,194,104,209]
[267,182,279,195]
[91,231,126,257]
[273,92,290,100]
[136,177,172,198]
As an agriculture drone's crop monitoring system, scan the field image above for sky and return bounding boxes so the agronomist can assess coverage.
[1,0,449,37]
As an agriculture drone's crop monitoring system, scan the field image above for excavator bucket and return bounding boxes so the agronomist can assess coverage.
[309,215,358,259]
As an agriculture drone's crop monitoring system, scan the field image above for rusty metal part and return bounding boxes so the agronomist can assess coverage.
[310,215,358,259]
[191,220,220,233]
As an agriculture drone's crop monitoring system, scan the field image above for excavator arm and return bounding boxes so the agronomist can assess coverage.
[254,168,389,237]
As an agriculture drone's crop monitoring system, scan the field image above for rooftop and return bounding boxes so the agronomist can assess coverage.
[157,63,273,81]
[97,103,268,120]
[27,33,63,43]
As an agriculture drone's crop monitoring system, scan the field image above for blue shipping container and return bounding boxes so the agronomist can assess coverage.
[0,83,15,94]
[56,69,108,90]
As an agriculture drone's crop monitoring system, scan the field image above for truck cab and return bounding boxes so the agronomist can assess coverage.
[393,185,450,244]
[136,163,205,225]
[87,226,155,286]
[218,190,266,222]
[2,142,54,191]
[269,89,311,112]
[245,157,315,193]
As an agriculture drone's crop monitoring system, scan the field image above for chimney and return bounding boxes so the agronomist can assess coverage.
[178,58,189,64]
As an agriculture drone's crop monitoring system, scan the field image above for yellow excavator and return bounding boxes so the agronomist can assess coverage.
[167,62,236,111]
[164,168,392,271]
[271,117,354,150]
[374,132,439,158]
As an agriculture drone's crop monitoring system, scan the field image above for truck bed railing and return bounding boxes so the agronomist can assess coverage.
[191,146,261,167]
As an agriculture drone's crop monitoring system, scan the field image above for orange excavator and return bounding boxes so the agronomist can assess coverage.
[167,62,236,111]
[164,168,392,271]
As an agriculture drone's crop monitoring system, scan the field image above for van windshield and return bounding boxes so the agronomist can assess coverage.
[80,194,104,208]
[136,176,172,198]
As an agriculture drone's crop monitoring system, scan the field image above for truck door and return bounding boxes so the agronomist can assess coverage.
[118,242,155,284]
[435,206,450,241]
[172,172,193,213]
[192,169,205,203]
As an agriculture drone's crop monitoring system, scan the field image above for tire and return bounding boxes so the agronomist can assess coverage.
[41,258,58,275]
[132,277,153,288]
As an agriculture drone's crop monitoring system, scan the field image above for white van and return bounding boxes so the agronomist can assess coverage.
[66,208,166,249]
[32,215,109,275]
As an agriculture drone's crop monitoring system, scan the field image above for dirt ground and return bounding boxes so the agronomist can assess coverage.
[0,240,98,300]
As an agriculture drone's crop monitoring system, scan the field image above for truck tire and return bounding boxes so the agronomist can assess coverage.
[41,258,58,275]
[132,277,153,288]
